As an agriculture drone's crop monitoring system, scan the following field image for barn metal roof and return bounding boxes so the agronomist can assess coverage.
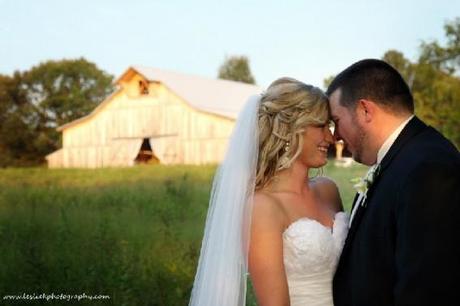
[131,65,262,119]
[58,66,262,131]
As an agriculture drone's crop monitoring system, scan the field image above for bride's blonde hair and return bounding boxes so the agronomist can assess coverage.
[255,77,329,190]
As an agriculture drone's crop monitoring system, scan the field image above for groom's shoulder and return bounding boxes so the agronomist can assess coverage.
[388,122,459,181]
[403,121,459,164]
[390,124,460,200]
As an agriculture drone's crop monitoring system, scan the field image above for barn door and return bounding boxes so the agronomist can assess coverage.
[134,138,160,164]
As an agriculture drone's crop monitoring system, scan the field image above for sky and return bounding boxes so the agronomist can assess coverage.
[1,0,459,89]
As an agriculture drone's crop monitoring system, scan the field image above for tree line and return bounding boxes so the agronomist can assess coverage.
[0,58,114,167]
[0,19,458,167]
[381,19,460,149]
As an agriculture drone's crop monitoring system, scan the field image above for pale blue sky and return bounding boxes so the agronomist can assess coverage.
[1,0,459,88]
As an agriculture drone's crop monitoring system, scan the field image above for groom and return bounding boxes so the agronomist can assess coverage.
[327,59,460,305]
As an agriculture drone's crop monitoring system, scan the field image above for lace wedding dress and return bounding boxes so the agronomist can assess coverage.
[283,212,349,306]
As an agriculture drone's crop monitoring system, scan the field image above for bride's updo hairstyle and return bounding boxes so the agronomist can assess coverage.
[255,77,329,190]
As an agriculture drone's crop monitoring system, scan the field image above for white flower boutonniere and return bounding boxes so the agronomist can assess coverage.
[350,164,381,206]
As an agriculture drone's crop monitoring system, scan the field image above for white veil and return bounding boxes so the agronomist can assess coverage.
[189,95,261,306]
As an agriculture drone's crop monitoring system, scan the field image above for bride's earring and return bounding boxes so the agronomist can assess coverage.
[280,141,291,168]
[284,141,290,152]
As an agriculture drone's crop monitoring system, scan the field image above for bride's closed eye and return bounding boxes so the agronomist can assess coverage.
[311,121,334,129]
[311,123,327,128]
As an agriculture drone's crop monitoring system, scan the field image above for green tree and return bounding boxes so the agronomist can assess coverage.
[22,58,114,128]
[0,73,40,166]
[22,58,114,156]
[218,55,256,84]
[382,50,415,84]
[0,58,114,166]
[410,62,460,148]
[383,18,460,149]
[323,75,335,90]
[418,17,460,74]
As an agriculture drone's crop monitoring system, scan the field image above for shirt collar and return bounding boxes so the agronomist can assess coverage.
[376,115,414,164]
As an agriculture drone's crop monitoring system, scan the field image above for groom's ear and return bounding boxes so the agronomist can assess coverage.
[357,99,375,123]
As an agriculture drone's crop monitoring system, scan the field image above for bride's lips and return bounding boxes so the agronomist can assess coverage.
[318,145,329,155]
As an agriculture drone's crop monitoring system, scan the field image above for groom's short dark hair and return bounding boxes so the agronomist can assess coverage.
[326,59,414,114]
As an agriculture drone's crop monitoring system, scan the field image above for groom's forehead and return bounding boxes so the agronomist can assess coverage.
[329,88,342,103]
[329,89,345,115]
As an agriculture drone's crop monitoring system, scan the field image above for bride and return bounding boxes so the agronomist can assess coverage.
[189,77,349,306]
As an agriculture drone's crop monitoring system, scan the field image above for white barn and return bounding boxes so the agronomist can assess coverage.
[46,66,262,168]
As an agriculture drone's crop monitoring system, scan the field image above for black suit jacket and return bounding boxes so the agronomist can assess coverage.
[333,117,460,306]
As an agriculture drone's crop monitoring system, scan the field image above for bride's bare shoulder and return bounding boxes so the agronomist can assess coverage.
[253,191,282,209]
[252,191,286,231]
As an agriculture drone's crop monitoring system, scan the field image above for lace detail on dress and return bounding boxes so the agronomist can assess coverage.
[282,212,349,306]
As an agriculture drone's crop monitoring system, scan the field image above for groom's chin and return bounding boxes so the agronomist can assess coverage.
[352,155,361,164]
[349,152,364,165]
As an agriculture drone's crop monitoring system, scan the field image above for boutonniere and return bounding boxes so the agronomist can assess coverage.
[350,164,381,206]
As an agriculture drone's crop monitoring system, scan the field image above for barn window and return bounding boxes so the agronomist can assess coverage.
[139,80,149,95]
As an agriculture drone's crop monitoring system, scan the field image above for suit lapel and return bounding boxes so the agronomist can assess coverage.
[337,116,428,267]
[341,187,375,258]
[379,116,427,172]
[350,193,360,211]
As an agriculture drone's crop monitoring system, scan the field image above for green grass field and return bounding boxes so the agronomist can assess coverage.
[0,163,366,305]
